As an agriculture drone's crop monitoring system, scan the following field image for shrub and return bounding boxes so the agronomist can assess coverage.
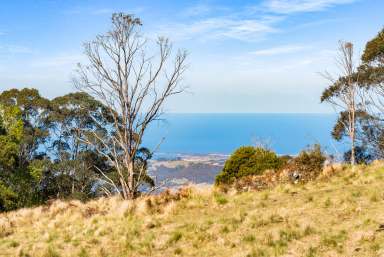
[215,146,282,185]
[278,155,292,166]
[287,144,326,181]
[0,182,18,212]
[214,193,228,205]
[168,231,182,245]
[343,146,373,164]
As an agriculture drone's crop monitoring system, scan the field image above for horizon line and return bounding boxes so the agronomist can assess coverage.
[163,112,337,115]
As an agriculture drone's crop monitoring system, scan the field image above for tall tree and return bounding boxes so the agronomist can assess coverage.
[45,92,115,199]
[321,41,363,166]
[0,104,23,173]
[74,13,187,199]
[0,104,24,211]
[358,28,384,112]
[0,88,51,166]
[331,110,377,163]
[48,92,110,162]
[350,28,384,159]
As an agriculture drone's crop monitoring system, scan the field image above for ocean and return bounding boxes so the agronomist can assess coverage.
[143,113,345,157]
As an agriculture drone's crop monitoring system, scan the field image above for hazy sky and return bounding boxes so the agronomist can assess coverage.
[0,0,382,113]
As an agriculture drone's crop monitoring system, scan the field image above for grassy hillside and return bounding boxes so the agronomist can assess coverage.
[1,163,384,257]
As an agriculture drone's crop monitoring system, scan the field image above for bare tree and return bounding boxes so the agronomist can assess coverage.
[321,41,364,166]
[73,13,187,199]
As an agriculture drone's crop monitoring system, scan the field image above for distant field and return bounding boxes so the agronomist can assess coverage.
[1,163,384,257]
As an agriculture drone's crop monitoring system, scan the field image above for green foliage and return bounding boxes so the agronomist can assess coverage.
[330,110,379,162]
[320,73,359,104]
[27,159,48,182]
[40,157,102,201]
[215,146,282,185]
[289,144,326,181]
[214,192,228,205]
[352,28,384,160]
[0,104,25,211]
[362,28,384,64]
[0,105,23,141]
[0,88,51,165]
[0,89,120,210]
[0,181,18,211]
[48,92,110,161]
[0,105,23,169]
[344,146,373,165]
[331,110,372,141]
[168,231,183,245]
[0,95,49,210]
[0,87,157,211]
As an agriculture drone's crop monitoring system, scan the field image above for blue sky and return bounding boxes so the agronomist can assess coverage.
[0,0,382,113]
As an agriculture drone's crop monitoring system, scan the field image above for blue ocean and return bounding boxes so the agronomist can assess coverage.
[143,113,346,157]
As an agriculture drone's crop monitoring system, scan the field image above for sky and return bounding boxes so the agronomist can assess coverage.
[0,0,382,113]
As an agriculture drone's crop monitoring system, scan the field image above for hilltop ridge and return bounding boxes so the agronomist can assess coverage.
[1,163,384,257]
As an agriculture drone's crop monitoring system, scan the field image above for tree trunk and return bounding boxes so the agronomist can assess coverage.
[350,106,356,166]
[74,13,187,200]
[351,134,356,166]
[127,160,135,199]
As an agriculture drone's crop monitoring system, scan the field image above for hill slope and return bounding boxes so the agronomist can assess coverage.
[1,163,384,257]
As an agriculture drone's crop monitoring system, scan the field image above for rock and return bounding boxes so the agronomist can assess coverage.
[359,231,375,241]
[291,171,301,183]
[377,224,384,232]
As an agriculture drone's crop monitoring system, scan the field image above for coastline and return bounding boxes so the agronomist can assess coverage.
[149,153,228,187]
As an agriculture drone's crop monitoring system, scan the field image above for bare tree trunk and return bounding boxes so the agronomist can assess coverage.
[321,41,363,168]
[127,160,135,198]
[73,13,187,199]
[350,86,356,166]
[350,128,356,166]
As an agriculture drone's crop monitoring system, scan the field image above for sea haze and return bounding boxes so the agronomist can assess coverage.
[144,113,344,157]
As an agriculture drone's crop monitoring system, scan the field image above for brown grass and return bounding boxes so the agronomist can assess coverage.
[1,163,384,256]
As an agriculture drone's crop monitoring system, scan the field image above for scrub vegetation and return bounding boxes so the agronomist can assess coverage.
[1,162,384,257]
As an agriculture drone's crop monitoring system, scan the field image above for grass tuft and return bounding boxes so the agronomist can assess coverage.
[1,163,384,256]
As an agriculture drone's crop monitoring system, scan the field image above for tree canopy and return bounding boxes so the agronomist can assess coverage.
[0,88,140,211]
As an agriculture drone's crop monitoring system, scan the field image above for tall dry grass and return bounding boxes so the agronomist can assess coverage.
[1,163,384,256]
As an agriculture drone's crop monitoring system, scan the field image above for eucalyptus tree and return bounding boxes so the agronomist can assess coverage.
[0,104,23,210]
[330,109,377,163]
[0,88,51,166]
[46,92,114,199]
[49,92,110,161]
[321,42,363,166]
[74,13,187,199]
[357,28,384,112]
[352,28,384,159]
[0,89,51,208]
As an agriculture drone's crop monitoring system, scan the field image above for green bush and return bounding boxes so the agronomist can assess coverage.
[0,181,18,212]
[289,144,326,181]
[215,146,282,185]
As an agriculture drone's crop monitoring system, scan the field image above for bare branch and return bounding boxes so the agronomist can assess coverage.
[73,13,187,199]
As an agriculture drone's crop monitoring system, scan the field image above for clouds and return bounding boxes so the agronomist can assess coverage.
[182,4,213,17]
[0,45,33,55]
[155,0,358,43]
[30,54,84,68]
[157,16,279,42]
[64,6,144,16]
[250,45,308,56]
[262,0,357,14]
[0,52,84,98]
[0,0,373,113]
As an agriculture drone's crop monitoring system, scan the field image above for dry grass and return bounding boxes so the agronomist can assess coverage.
[1,163,384,256]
